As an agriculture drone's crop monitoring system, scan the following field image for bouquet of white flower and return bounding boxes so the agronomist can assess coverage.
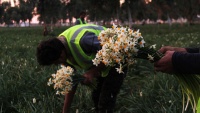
[47,65,97,95]
[92,24,200,113]
[47,65,75,95]
[92,24,162,73]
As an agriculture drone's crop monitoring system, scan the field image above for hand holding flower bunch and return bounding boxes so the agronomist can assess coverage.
[93,24,200,113]
[47,65,97,95]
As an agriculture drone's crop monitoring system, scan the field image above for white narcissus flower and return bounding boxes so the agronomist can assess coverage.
[128,29,133,35]
[139,91,143,97]
[112,23,117,29]
[56,91,60,95]
[116,64,124,74]
[120,27,127,34]
[52,74,56,78]
[150,44,156,49]
[2,61,4,65]
[33,98,36,103]
[47,78,53,86]
[147,54,154,61]
[92,58,99,66]
[139,40,145,47]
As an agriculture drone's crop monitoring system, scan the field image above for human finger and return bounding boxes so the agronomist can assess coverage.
[158,46,171,53]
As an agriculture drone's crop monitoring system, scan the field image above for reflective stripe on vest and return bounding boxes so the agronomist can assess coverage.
[77,18,87,24]
[60,24,105,70]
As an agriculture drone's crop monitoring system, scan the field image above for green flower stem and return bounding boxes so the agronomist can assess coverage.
[136,46,164,61]
[197,99,200,113]
[136,46,200,113]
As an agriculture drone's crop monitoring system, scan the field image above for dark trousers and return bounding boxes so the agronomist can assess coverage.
[92,67,127,113]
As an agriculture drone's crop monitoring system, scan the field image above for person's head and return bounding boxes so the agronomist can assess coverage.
[79,11,86,19]
[36,38,66,66]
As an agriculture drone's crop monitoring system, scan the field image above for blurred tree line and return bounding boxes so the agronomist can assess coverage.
[0,0,199,27]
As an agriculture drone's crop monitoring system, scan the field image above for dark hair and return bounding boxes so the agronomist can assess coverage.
[80,11,86,16]
[36,38,65,65]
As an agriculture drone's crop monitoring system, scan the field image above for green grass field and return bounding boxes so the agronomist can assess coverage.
[0,24,200,113]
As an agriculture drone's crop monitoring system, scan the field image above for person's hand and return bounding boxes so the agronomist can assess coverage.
[154,51,175,73]
[83,71,94,85]
[82,67,100,85]
[159,46,187,53]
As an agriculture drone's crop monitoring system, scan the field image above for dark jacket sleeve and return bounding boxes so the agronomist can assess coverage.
[172,52,200,74]
[80,32,101,54]
[186,48,200,53]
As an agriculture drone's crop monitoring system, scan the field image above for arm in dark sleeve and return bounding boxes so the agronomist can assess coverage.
[172,52,200,74]
[80,32,101,54]
[185,48,200,53]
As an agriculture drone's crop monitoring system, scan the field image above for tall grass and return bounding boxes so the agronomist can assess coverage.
[0,24,200,113]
